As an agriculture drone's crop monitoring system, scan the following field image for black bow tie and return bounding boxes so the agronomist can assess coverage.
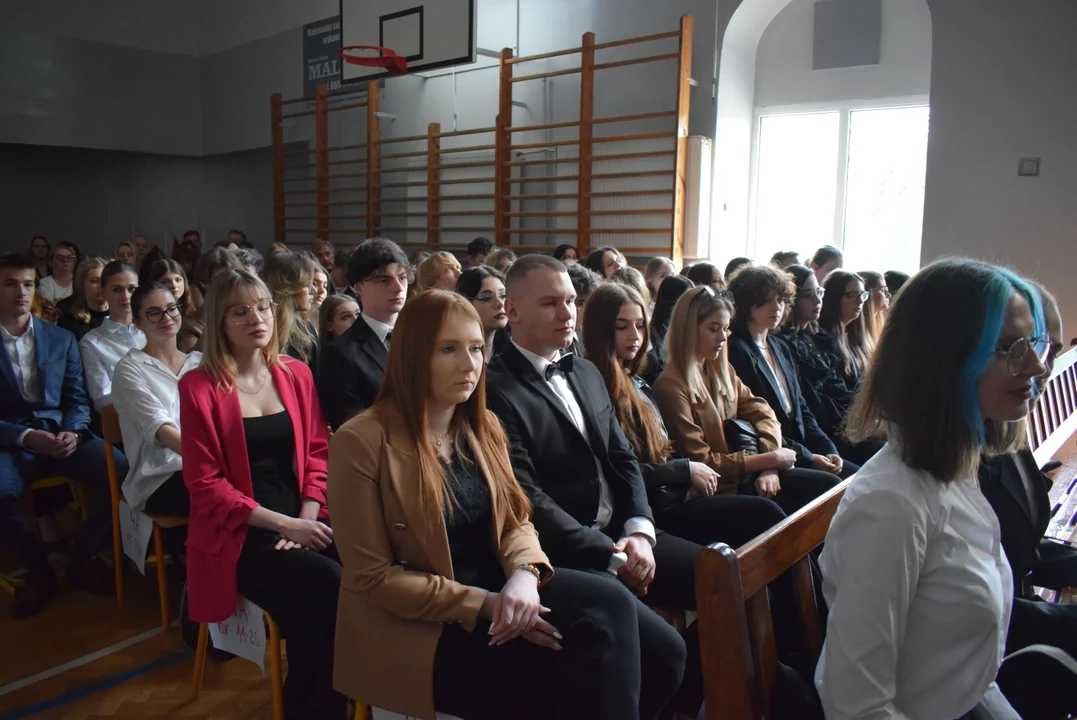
[544,354,575,380]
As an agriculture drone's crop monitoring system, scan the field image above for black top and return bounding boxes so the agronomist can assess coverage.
[628,375,691,513]
[284,321,320,380]
[56,300,109,342]
[779,328,854,441]
[442,447,504,591]
[243,410,300,522]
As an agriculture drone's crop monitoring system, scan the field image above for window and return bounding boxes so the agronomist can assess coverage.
[750,103,929,274]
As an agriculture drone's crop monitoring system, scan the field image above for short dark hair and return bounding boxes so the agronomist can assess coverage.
[234,247,264,275]
[727,264,794,330]
[197,247,241,286]
[553,244,577,261]
[505,253,569,292]
[565,262,602,299]
[466,237,494,257]
[685,262,724,289]
[131,281,173,318]
[101,260,138,286]
[847,259,1044,481]
[811,245,843,268]
[770,250,800,268]
[0,253,36,272]
[228,229,247,240]
[456,265,506,300]
[723,257,752,280]
[183,230,201,240]
[347,237,408,286]
[885,270,910,297]
[650,275,694,343]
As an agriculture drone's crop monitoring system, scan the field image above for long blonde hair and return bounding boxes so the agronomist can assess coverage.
[374,290,531,528]
[417,251,462,292]
[199,270,284,390]
[859,270,886,348]
[263,251,317,363]
[665,287,737,412]
[70,256,108,324]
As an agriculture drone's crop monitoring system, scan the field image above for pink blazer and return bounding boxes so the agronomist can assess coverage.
[179,357,331,622]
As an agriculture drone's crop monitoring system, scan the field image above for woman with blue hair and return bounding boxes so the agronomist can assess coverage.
[816,258,1046,720]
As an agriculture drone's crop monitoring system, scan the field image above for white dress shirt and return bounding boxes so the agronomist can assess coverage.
[815,443,1015,720]
[512,341,656,570]
[79,319,146,412]
[1,318,41,405]
[112,349,202,512]
[361,313,394,349]
[37,275,73,302]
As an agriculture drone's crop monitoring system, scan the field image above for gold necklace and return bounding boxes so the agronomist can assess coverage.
[237,370,269,395]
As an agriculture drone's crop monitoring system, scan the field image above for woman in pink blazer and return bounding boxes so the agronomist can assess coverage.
[179,269,345,718]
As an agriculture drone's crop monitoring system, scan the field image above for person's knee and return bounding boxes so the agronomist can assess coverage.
[644,613,688,689]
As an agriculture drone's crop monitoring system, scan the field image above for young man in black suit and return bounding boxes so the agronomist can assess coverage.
[318,237,408,430]
[486,254,695,718]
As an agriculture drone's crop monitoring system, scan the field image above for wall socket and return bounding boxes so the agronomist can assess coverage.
[1018,157,1041,177]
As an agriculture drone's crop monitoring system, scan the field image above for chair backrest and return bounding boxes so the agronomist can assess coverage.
[101,403,122,446]
[695,479,850,720]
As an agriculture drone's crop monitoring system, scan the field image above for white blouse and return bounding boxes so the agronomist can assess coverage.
[815,443,1015,720]
[37,275,73,302]
[111,349,202,512]
[79,319,146,411]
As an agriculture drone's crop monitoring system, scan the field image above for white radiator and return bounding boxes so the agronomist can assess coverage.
[683,135,712,260]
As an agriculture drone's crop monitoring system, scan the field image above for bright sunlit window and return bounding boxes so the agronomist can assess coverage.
[750,103,929,274]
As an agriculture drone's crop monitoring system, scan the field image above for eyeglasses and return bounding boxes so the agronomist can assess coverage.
[141,304,181,323]
[877,287,892,298]
[997,334,1050,376]
[227,300,276,323]
[473,292,507,304]
[843,291,870,302]
[796,288,825,300]
[53,254,76,263]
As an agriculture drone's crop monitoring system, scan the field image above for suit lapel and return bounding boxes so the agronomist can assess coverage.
[565,366,604,451]
[999,454,1035,529]
[32,318,51,401]
[503,344,593,451]
[355,317,388,371]
[770,339,804,426]
[0,329,18,397]
[751,341,787,421]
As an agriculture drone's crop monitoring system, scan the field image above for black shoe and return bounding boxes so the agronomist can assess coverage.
[13,568,58,619]
[67,556,116,597]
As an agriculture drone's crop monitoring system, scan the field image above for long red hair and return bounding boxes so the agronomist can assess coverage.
[374,290,531,527]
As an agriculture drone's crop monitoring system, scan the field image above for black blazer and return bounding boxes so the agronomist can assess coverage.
[318,316,388,430]
[779,328,854,441]
[727,330,837,465]
[629,376,692,512]
[486,343,654,571]
[979,450,1077,596]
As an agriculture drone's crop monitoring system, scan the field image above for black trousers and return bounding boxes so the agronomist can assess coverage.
[432,567,686,720]
[235,533,347,719]
[144,471,190,516]
[739,468,842,516]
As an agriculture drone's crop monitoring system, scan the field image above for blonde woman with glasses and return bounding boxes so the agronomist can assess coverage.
[179,269,344,718]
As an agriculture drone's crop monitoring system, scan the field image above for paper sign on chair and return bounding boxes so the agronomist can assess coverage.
[209,595,267,673]
[118,500,154,576]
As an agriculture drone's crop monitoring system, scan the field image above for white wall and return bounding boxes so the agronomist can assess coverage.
[198,0,338,55]
[922,0,1077,332]
[754,0,932,108]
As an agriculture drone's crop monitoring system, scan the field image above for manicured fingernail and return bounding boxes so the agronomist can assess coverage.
[540,606,551,613]
[552,643,562,651]
[553,632,563,640]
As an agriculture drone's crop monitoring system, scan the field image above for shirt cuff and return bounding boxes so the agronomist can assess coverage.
[16,428,32,447]
[622,517,657,547]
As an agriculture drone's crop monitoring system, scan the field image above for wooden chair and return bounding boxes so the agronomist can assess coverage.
[0,475,84,596]
[695,479,850,720]
[101,404,188,629]
[191,614,285,720]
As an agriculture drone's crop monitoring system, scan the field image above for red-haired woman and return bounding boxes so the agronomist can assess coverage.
[329,289,683,720]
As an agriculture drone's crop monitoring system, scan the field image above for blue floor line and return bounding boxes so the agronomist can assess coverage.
[0,648,192,720]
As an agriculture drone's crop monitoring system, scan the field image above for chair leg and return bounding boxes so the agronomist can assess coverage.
[190,623,209,701]
[354,700,369,719]
[266,614,284,720]
[106,455,124,605]
[152,525,170,631]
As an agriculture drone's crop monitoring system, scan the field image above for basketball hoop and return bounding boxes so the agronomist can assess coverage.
[339,45,408,75]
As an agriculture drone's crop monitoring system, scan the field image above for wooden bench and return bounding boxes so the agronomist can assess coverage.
[695,479,850,720]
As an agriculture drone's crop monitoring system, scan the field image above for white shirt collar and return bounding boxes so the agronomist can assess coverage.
[361,313,394,344]
[102,317,140,335]
[511,340,566,377]
[0,317,34,342]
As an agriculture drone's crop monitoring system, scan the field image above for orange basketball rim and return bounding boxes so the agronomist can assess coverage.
[339,45,408,75]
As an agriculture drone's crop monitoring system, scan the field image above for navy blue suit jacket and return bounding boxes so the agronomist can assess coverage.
[0,318,91,450]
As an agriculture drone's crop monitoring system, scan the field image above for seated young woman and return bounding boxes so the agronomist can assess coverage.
[79,261,145,412]
[653,286,840,516]
[456,266,510,363]
[112,282,201,516]
[264,251,320,377]
[149,258,199,328]
[814,270,883,464]
[57,256,109,341]
[317,293,360,347]
[816,259,1044,719]
[329,289,684,720]
[726,265,858,478]
[179,269,345,718]
[582,282,787,545]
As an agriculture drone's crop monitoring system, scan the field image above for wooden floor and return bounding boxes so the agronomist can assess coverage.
[3,444,1076,719]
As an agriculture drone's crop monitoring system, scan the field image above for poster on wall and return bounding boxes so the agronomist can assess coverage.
[304,16,343,98]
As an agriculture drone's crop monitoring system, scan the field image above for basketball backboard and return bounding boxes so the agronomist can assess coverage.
[340,0,477,82]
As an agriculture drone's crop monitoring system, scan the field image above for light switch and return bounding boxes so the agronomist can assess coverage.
[1018,157,1041,177]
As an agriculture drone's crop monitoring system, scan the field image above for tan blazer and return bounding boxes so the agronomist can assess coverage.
[652,366,782,493]
[176,306,205,353]
[328,404,551,720]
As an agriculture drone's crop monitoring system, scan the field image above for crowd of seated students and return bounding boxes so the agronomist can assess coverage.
[3,230,1073,719]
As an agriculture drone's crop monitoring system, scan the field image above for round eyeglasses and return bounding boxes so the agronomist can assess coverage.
[843,291,870,303]
[227,300,276,324]
[996,334,1050,376]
